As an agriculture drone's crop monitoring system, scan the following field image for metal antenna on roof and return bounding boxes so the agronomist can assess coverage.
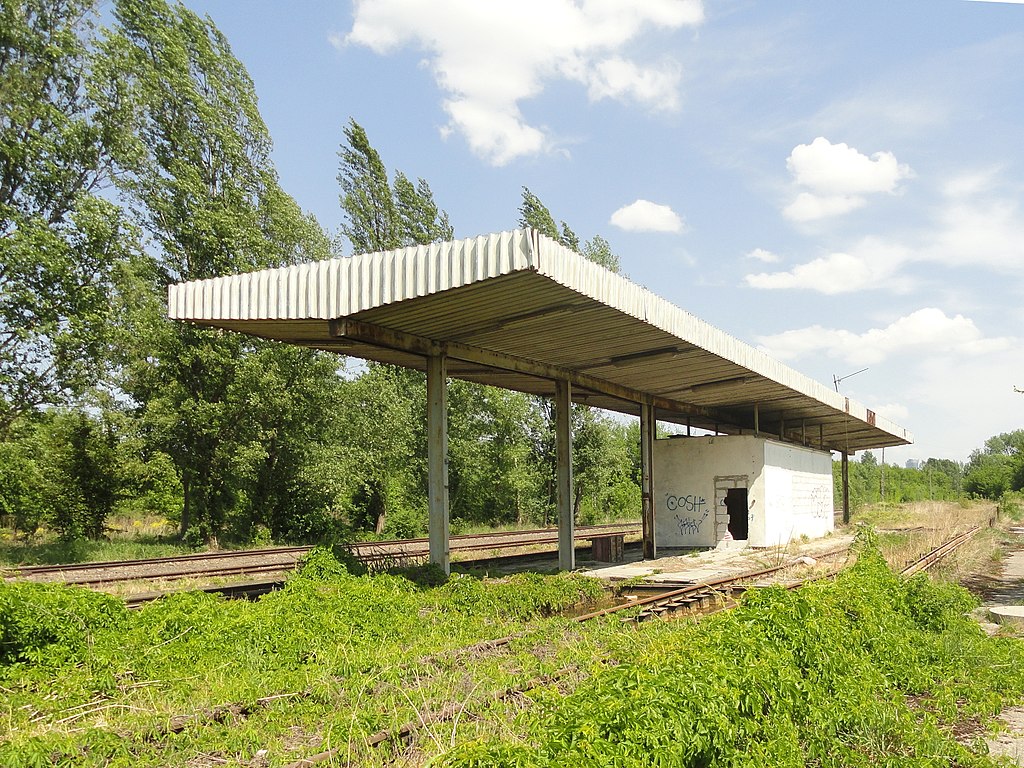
[833,367,868,392]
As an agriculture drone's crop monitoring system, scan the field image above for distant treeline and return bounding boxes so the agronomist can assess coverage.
[834,429,1024,511]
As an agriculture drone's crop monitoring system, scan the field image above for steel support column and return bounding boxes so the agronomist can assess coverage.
[640,401,657,560]
[555,379,575,571]
[841,450,850,525]
[427,353,450,574]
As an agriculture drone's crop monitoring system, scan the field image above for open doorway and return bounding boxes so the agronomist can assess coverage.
[724,488,749,540]
[714,476,749,543]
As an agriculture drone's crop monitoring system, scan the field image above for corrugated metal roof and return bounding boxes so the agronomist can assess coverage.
[168,229,912,453]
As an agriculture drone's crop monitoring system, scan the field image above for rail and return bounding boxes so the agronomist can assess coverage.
[2,523,641,587]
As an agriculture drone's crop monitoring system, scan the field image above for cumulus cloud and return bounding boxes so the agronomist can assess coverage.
[341,0,704,165]
[745,248,780,263]
[782,137,912,222]
[756,308,1013,366]
[610,199,685,233]
[749,168,1024,294]
[744,238,911,294]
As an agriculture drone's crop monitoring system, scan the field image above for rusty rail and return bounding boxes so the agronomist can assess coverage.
[899,525,982,577]
[3,523,641,587]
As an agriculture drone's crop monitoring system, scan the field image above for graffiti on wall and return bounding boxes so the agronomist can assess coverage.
[668,492,709,536]
[665,493,708,515]
[810,485,830,519]
[675,511,708,536]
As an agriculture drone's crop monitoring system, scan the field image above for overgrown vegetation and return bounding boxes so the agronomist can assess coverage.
[1,536,1021,765]
[439,533,1024,767]
[0,550,605,766]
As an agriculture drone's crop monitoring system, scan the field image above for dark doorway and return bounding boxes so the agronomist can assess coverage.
[725,488,749,540]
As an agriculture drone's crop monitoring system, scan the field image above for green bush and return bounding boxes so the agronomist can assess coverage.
[439,535,1024,767]
[0,582,128,667]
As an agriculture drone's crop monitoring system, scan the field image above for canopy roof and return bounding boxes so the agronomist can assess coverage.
[168,229,911,453]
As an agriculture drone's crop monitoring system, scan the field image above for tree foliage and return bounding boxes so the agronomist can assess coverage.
[338,118,453,255]
[964,429,1024,499]
[834,451,966,512]
[96,0,337,542]
[0,3,643,547]
[0,0,137,435]
[518,187,621,272]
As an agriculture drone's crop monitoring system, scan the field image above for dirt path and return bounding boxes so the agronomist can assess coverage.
[965,525,1024,764]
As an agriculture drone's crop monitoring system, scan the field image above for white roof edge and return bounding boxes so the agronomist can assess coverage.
[167,228,912,446]
[168,229,538,322]
[530,235,912,446]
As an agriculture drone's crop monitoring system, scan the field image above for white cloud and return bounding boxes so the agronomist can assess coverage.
[756,308,1013,366]
[744,238,910,294]
[750,168,1024,294]
[342,0,704,165]
[745,248,780,263]
[783,192,864,221]
[610,199,685,232]
[782,137,912,222]
[941,168,1001,198]
[787,137,910,195]
[586,57,683,110]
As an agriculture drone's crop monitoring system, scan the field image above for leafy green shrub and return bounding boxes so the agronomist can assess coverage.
[434,572,603,621]
[294,546,356,582]
[999,491,1023,522]
[439,536,1024,767]
[0,582,128,666]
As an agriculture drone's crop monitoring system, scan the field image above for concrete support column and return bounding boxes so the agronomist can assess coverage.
[841,450,850,525]
[640,401,656,560]
[555,379,575,571]
[427,353,450,574]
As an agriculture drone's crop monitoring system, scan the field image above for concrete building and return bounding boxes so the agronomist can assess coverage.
[654,435,833,549]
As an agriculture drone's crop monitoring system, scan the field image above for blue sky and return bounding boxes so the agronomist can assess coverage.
[182,0,1024,465]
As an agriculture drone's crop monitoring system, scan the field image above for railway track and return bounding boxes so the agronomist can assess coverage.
[283,528,985,766]
[899,525,981,577]
[1,523,640,587]
[576,524,983,626]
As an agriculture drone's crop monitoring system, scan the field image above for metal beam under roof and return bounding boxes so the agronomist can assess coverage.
[168,229,912,454]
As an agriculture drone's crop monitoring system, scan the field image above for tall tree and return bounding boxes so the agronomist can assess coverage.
[338,118,453,255]
[581,234,620,273]
[518,187,560,243]
[517,187,621,273]
[393,171,453,246]
[0,0,136,436]
[964,429,1024,499]
[335,119,458,534]
[515,188,636,523]
[338,118,399,254]
[102,0,334,542]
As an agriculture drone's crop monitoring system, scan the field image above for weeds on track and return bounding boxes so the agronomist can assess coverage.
[2,532,1023,766]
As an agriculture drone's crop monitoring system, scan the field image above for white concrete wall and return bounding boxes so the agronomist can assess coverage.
[653,435,834,549]
[762,441,834,546]
[653,435,762,548]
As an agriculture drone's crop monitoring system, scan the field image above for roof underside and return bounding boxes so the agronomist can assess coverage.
[168,229,912,453]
